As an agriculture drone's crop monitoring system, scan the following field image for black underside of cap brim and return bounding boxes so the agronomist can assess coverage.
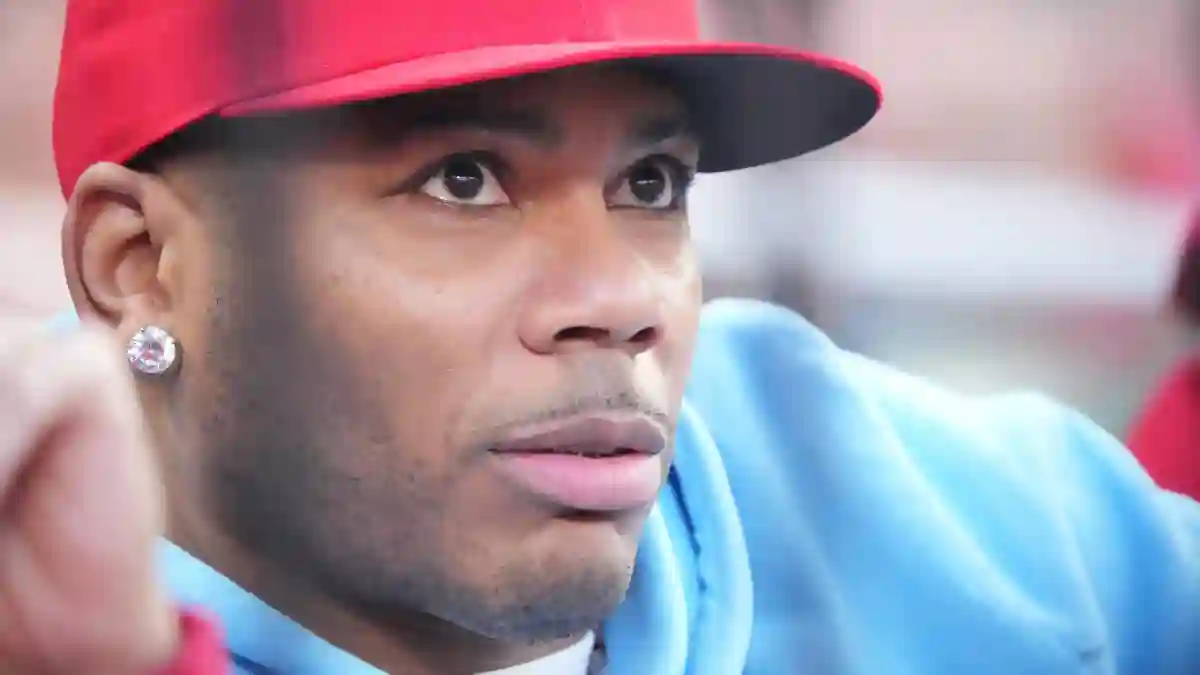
[635,52,880,173]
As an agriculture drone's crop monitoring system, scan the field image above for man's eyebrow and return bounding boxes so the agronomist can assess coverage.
[358,104,694,152]
[395,107,562,146]
[627,115,695,148]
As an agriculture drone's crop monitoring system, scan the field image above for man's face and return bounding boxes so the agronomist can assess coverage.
[160,66,702,640]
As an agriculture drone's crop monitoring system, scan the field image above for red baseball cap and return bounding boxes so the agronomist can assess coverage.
[53,0,881,199]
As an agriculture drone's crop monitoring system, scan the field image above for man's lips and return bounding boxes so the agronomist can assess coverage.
[487,413,669,512]
[488,412,667,457]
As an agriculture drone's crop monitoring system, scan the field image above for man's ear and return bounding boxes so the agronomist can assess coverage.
[61,162,189,336]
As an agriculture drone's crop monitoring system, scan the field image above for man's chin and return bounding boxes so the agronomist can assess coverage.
[442,540,638,643]
[545,503,653,537]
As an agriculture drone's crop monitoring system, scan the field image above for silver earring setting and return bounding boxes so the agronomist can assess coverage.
[126,325,180,376]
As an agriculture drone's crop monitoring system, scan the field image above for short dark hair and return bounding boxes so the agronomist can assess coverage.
[126,113,301,174]
[123,112,324,250]
[125,119,216,174]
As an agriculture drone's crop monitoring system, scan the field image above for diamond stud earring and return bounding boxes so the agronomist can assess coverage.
[126,325,180,376]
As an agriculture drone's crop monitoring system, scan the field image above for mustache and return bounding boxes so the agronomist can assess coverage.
[474,388,673,446]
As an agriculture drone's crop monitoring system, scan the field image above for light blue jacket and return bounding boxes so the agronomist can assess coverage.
[155,299,1199,674]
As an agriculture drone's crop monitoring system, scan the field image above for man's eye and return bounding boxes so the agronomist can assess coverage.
[419,153,510,206]
[609,155,693,210]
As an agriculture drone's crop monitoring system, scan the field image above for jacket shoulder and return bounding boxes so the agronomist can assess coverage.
[685,299,1199,673]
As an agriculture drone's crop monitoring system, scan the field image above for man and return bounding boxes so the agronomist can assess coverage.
[1127,16,1200,501]
[1129,219,1200,499]
[1,1,1197,674]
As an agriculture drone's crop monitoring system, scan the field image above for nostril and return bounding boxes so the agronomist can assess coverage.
[551,325,659,346]
[555,326,610,342]
[629,326,659,345]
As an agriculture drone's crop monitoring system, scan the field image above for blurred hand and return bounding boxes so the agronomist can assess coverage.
[0,320,176,675]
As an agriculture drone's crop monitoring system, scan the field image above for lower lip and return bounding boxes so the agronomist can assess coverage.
[491,451,663,512]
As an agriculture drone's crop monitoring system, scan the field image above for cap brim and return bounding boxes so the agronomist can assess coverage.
[220,41,881,173]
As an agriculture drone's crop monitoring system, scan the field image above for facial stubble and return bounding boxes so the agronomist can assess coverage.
[186,176,636,644]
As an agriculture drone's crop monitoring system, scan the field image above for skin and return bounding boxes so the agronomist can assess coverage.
[61,65,703,674]
[0,322,175,675]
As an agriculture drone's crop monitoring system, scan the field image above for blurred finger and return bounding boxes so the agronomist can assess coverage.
[0,324,139,498]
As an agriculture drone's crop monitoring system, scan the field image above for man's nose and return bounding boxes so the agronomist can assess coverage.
[516,204,666,358]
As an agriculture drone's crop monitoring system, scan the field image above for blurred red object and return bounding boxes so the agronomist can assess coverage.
[152,610,225,675]
[1128,214,1200,500]
[1128,359,1200,500]
[1105,84,1200,195]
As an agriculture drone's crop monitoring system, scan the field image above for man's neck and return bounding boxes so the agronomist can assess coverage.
[167,516,579,674]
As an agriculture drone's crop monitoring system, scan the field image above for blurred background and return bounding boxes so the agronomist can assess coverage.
[1,0,1196,435]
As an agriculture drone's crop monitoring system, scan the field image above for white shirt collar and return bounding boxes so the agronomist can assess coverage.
[478,632,596,675]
